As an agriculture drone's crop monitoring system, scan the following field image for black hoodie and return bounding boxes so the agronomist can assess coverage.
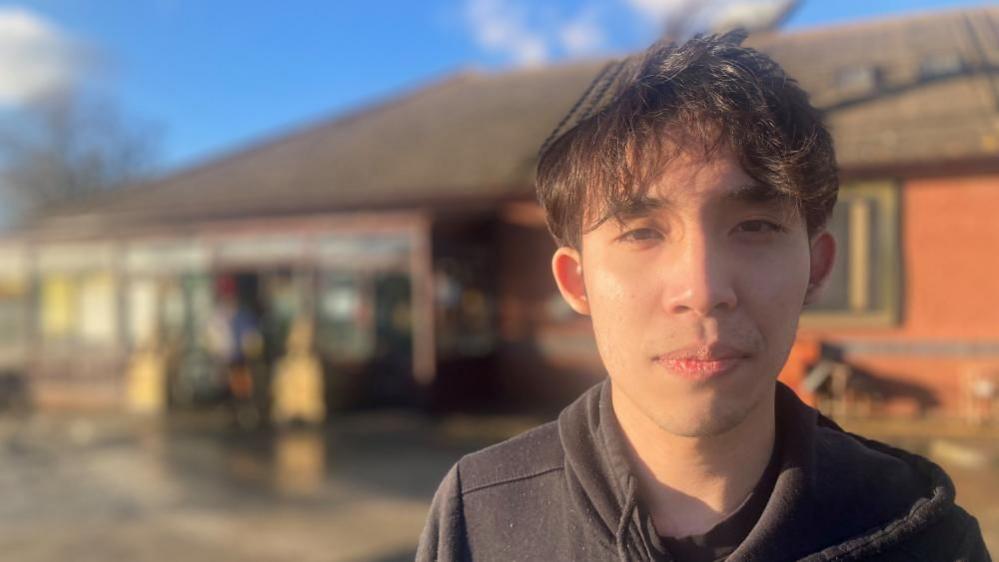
[417,381,990,561]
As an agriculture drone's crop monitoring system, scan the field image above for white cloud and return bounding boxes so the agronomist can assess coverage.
[465,0,549,67]
[710,0,796,32]
[623,0,689,22]
[558,10,606,57]
[623,0,796,33]
[464,0,610,66]
[0,7,79,106]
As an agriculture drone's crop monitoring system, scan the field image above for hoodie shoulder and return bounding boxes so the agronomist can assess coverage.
[447,400,619,562]
[742,386,980,560]
[813,424,932,505]
[806,422,981,559]
[416,423,569,562]
[456,420,564,495]
[895,504,992,561]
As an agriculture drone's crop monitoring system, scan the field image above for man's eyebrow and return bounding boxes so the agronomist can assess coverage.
[612,196,670,218]
[724,183,787,205]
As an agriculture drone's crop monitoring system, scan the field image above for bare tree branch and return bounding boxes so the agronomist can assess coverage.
[0,90,160,221]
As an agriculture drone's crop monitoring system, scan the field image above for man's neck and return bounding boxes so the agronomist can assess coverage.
[611,384,777,539]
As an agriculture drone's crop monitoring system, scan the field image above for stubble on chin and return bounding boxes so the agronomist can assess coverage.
[643,380,775,439]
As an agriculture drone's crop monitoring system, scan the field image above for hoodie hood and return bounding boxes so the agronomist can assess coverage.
[557,381,959,561]
[558,378,652,559]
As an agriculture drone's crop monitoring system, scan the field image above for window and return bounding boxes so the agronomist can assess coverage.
[434,256,496,359]
[920,53,964,80]
[316,272,375,361]
[0,246,28,352]
[78,273,117,345]
[802,181,900,328]
[0,279,28,350]
[39,272,120,348]
[835,65,882,95]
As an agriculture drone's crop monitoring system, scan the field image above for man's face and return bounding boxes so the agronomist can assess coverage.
[552,148,834,437]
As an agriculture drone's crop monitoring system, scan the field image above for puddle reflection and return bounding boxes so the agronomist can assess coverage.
[274,429,325,497]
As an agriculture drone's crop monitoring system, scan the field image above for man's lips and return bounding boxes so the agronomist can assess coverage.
[653,343,751,381]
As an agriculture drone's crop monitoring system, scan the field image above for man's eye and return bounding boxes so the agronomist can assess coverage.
[736,220,784,234]
[620,228,663,243]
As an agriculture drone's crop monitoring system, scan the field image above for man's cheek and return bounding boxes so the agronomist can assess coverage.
[747,260,809,303]
[588,271,646,316]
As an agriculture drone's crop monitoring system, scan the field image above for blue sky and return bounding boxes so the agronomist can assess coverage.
[0,0,986,174]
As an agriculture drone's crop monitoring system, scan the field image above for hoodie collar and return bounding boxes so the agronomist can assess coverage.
[557,381,956,561]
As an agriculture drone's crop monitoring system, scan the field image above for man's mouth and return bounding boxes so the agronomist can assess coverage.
[652,343,751,381]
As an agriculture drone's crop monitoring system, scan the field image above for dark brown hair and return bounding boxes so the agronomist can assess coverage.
[536,30,838,249]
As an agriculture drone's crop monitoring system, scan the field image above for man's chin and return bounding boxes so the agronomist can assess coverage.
[649,393,767,438]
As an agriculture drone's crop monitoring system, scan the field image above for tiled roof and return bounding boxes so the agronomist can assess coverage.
[750,6,999,168]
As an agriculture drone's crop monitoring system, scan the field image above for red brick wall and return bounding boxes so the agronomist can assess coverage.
[898,174,999,338]
[802,172,999,414]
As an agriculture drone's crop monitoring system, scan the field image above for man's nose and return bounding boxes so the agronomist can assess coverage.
[662,229,737,316]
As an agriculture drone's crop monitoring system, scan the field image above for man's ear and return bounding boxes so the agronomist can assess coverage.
[805,230,836,306]
[551,246,590,315]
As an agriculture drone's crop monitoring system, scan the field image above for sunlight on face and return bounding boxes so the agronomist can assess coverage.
[578,149,815,437]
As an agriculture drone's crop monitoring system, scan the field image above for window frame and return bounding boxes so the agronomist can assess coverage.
[800,180,901,329]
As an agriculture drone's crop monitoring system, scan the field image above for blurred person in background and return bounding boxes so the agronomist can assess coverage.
[418,31,989,561]
[212,276,265,428]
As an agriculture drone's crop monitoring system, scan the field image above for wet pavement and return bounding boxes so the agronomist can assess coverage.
[0,410,994,560]
[0,410,512,562]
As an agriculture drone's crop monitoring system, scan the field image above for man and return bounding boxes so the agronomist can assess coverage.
[417,31,989,561]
